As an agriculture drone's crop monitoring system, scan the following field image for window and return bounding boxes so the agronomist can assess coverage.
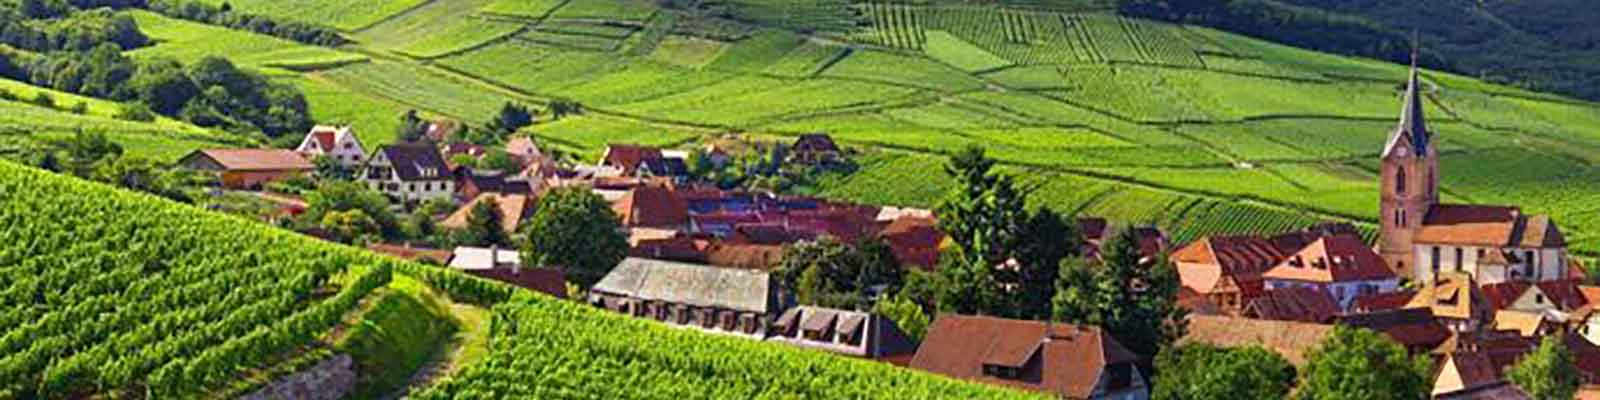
[407,183,415,192]
[983,365,1021,380]
[1431,246,1441,275]
[1536,294,1545,304]
[1455,248,1463,272]
[1396,167,1407,194]
[344,142,353,149]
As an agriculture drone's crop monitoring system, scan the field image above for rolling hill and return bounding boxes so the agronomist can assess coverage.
[141,0,1598,258]
[0,159,1039,397]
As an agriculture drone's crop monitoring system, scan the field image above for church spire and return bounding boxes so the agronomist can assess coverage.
[1384,33,1430,158]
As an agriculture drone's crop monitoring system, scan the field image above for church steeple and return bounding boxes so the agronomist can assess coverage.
[1383,38,1431,158]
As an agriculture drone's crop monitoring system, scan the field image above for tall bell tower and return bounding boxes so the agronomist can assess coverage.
[1378,42,1439,280]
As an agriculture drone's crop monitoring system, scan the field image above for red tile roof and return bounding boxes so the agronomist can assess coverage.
[880,216,944,270]
[1173,235,1289,293]
[603,144,665,175]
[1338,308,1451,351]
[910,315,1137,399]
[1245,287,1340,323]
[462,268,567,299]
[1351,290,1418,313]
[704,243,785,270]
[1181,315,1334,366]
[1480,282,1532,310]
[1261,234,1396,283]
[1537,281,1591,311]
[441,193,534,234]
[613,185,689,228]
[310,129,336,151]
[184,149,315,171]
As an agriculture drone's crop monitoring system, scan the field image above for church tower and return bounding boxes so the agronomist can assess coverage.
[1378,48,1439,280]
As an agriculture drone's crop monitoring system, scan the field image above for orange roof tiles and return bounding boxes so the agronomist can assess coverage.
[910,315,1136,399]
[184,149,314,171]
[1261,234,1396,283]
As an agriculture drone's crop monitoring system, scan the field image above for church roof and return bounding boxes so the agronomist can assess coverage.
[1384,55,1432,158]
[1416,204,1565,248]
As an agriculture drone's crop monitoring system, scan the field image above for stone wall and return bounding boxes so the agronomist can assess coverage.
[239,354,357,400]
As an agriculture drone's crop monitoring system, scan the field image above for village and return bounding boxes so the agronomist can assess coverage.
[166,59,1600,400]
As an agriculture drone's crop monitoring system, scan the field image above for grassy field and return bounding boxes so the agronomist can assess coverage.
[126,10,368,69]
[191,0,427,31]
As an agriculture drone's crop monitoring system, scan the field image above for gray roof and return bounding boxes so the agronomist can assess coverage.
[591,257,782,313]
[1384,60,1431,158]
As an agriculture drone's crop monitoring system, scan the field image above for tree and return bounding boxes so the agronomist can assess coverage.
[934,145,1081,319]
[520,186,627,288]
[312,155,350,181]
[320,209,378,244]
[397,110,428,143]
[301,180,396,236]
[465,196,508,247]
[1052,226,1186,360]
[487,102,534,134]
[58,129,122,177]
[872,294,930,342]
[1153,344,1296,400]
[1506,336,1582,400]
[479,149,521,172]
[1297,326,1432,400]
[775,237,905,309]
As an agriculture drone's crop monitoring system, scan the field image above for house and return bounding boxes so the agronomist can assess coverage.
[1337,308,1452,353]
[879,216,944,271]
[362,143,455,202]
[1172,235,1287,315]
[612,184,690,230]
[790,133,842,164]
[179,149,314,189]
[1580,306,1600,346]
[1494,309,1557,337]
[1078,219,1170,261]
[294,125,365,167]
[588,257,791,337]
[1375,57,1572,284]
[505,136,553,168]
[424,120,460,143]
[600,144,685,178]
[704,243,785,270]
[1242,286,1340,323]
[453,167,534,200]
[767,306,919,362]
[1431,351,1533,400]
[1407,273,1496,333]
[1181,315,1334,366]
[1260,234,1400,311]
[440,193,534,235]
[1351,290,1420,314]
[910,315,1149,400]
[447,246,566,299]
[442,142,487,160]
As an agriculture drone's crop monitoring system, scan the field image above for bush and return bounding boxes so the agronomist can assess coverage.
[32,92,54,108]
[69,102,88,115]
[117,102,157,122]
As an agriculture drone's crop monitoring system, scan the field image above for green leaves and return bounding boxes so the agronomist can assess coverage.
[1297,326,1432,400]
[520,186,628,289]
[1505,336,1582,400]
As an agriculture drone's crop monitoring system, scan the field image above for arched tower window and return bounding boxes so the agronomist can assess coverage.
[1396,167,1407,194]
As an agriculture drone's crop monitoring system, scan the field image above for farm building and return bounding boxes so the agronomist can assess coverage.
[447,246,566,299]
[294,125,365,168]
[766,306,919,363]
[1260,233,1400,311]
[789,133,841,164]
[909,315,1148,400]
[588,257,792,338]
[179,149,314,190]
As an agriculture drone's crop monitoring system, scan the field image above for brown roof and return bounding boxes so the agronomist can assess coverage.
[704,243,784,270]
[1244,287,1340,323]
[1480,282,1532,311]
[880,216,944,270]
[603,144,664,175]
[1261,234,1396,283]
[1434,351,1508,396]
[793,133,841,153]
[1177,286,1222,316]
[1416,205,1564,248]
[183,149,314,171]
[1408,273,1493,321]
[612,185,689,228]
[1181,315,1334,366]
[1351,290,1418,313]
[1338,308,1451,351]
[462,267,567,299]
[1537,281,1590,311]
[441,193,534,234]
[1582,285,1600,306]
[909,315,1136,398]
[310,129,336,151]
[1173,235,1288,294]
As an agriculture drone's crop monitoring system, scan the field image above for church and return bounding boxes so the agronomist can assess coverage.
[1376,56,1573,285]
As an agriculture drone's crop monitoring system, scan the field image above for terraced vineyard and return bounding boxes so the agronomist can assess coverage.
[0,162,392,397]
[87,0,1600,254]
[0,161,1037,398]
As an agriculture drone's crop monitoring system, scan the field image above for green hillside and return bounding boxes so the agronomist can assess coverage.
[175,0,1594,254]
[0,160,1037,398]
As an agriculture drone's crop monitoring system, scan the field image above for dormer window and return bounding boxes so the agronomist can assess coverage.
[982,364,1021,380]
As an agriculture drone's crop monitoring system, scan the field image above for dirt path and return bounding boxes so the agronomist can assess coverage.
[385,302,491,398]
